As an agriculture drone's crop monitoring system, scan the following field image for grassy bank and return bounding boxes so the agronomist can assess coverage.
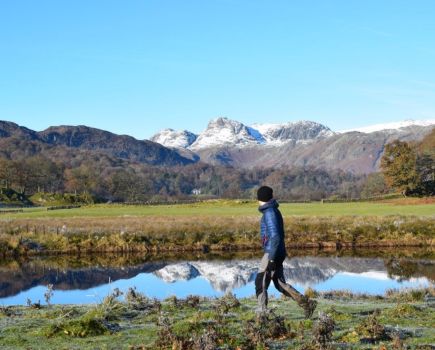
[1,200,434,255]
[3,247,435,272]
[1,285,435,349]
[1,214,435,255]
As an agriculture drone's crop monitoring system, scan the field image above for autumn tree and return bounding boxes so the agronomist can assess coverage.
[381,140,420,196]
[65,163,99,202]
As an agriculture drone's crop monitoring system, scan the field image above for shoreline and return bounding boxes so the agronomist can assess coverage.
[1,239,432,257]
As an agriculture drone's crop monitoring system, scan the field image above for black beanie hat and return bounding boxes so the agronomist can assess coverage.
[257,186,273,202]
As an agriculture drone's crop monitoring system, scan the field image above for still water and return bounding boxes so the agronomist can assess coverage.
[1,250,434,306]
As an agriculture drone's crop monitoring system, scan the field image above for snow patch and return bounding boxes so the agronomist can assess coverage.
[339,119,435,134]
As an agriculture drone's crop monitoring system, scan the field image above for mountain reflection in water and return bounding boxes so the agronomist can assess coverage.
[1,251,434,305]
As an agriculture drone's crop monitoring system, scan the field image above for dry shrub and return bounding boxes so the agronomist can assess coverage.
[385,286,435,302]
[152,297,161,312]
[154,313,184,349]
[192,326,218,350]
[212,294,241,315]
[320,288,364,300]
[311,312,336,346]
[243,308,291,347]
[358,309,388,341]
[125,286,150,310]
[305,287,319,299]
[391,329,404,349]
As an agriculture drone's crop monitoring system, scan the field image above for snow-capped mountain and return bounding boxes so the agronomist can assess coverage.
[150,117,335,150]
[191,260,258,292]
[149,128,197,149]
[151,257,387,293]
[188,118,259,150]
[248,121,336,146]
[148,117,435,172]
[339,119,435,134]
[152,262,200,283]
[153,260,258,293]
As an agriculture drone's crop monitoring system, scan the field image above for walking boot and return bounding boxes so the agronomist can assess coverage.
[256,291,268,314]
[304,299,317,319]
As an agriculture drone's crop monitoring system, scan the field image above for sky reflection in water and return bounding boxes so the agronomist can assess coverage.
[1,256,433,306]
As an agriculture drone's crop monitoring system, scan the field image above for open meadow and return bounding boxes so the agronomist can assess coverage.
[2,198,435,218]
[1,199,435,255]
[1,199,435,349]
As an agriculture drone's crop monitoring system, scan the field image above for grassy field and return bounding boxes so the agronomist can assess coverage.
[1,286,435,350]
[1,199,435,255]
[1,198,435,219]
[1,200,435,349]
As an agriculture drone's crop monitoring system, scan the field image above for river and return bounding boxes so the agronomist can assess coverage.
[1,249,434,305]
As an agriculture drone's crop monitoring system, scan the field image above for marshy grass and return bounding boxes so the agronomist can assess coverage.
[1,286,435,349]
[0,211,435,255]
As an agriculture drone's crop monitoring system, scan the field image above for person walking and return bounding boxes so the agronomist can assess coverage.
[255,185,317,318]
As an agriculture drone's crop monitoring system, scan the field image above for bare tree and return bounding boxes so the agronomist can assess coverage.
[0,159,15,189]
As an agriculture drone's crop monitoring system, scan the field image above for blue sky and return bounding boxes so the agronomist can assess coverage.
[1,0,434,140]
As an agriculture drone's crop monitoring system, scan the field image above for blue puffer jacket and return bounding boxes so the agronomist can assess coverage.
[258,199,287,260]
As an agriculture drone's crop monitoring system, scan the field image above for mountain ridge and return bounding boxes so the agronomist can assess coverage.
[2,118,434,173]
[150,117,338,149]
[0,121,194,167]
[150,117,435,173]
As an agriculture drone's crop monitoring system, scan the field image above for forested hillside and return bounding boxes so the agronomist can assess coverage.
[0,152,365,203]
[1,121,433,204]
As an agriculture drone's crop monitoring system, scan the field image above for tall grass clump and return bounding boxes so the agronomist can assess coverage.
[1,212,435,255]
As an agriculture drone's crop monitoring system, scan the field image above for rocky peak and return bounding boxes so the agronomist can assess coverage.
[150,128,198,149]
[0,121,37,140]
[38,125,115,147]
[248,121,336,145]
[188,117,259,150]
[150,118,337,151]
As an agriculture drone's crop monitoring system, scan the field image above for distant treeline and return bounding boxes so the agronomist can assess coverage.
[0,155,366,202]
[0,127,434,202]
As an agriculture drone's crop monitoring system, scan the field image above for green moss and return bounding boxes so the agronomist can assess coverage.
[40,318,110,338]
[323,306,352,321]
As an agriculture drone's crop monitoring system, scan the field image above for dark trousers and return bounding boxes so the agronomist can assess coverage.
[255,253,308,311]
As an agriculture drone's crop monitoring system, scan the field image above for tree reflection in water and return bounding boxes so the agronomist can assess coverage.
[1,249,434,305]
